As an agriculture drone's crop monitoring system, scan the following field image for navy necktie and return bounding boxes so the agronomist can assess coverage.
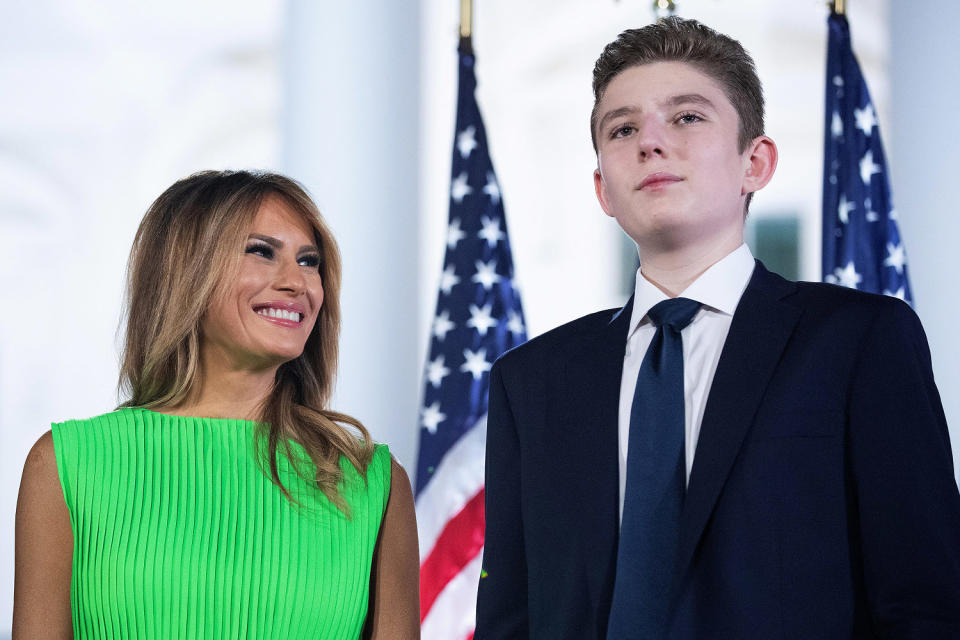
[607,297,701,640]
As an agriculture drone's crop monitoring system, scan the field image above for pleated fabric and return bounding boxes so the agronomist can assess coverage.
[51,407,391,639]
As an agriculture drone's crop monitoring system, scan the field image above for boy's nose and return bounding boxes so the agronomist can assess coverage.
[636,119,667,159]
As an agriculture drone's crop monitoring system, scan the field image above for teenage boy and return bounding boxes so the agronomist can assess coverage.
[476,17,960,640]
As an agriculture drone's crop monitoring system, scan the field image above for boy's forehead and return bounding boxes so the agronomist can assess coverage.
[601,61,729,106]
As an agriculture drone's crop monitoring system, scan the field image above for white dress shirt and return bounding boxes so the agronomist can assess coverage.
[618,244,756,520]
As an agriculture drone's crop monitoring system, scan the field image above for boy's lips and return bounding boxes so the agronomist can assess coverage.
[638,172,683,190]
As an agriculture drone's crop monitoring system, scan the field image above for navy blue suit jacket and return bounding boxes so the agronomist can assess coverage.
[475,262,960,639]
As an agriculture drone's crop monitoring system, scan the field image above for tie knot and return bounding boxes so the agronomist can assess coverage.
[647,297,701,332]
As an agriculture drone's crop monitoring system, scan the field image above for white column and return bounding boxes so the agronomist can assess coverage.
[281,1,422,472]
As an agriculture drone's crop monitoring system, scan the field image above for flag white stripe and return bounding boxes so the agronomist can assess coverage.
[421,549,483,640]
[415,414,487,560]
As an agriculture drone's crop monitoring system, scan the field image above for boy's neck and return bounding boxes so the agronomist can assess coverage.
[637,229,744,298]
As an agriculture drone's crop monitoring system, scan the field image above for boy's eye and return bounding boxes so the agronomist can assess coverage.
[612,125,635,138]
[245,243,274,259]
[677,112,703,124]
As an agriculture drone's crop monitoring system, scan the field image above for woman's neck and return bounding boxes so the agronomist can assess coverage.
[159,350,278,421]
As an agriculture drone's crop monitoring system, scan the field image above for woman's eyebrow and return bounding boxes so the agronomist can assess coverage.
[249,233,319,254]
[248,233,282,248]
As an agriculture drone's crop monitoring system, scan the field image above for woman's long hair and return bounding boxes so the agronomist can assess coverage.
[119,170,374,511]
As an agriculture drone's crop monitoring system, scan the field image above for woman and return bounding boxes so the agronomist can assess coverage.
[13,170,420,639]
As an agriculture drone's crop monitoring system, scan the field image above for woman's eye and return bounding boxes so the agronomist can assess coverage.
[245,243,274,259]
[298,254,321,268]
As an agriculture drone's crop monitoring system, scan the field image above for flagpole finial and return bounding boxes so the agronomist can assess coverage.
[460,0,473,40]
[653,0,677,20]
[831,0,845,15]
[460,0,473,54]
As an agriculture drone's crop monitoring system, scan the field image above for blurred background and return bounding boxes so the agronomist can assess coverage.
[2,0,957,634]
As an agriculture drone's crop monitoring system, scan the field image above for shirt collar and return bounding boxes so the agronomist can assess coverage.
[627,243,756,338]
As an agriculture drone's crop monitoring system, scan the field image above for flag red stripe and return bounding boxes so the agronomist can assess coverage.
[419,488,485,621]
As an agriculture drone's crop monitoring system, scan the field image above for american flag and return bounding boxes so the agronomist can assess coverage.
[415,40,527,639]
[822,12,912,303]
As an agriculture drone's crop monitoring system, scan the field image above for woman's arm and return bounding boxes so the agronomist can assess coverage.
[365,457,420,639]
[13,431,73,640]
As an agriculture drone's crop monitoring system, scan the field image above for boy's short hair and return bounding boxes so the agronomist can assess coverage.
[590,17,765,155]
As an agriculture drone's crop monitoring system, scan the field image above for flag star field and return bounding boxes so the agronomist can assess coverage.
[415,44,527,638]
[822,13,912,303]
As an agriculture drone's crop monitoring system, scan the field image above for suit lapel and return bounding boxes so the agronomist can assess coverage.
[673,262,801,584]
[559,298,631,609]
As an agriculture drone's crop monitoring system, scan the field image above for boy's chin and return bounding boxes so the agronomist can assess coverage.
[621,218,696,250]
[623,213,744,253]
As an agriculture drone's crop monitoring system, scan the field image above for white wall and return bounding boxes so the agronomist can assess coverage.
[2,1,957,636]
[890,0,960,473]
[0,2,282,633]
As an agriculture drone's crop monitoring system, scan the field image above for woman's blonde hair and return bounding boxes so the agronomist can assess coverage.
[119,169,373,511]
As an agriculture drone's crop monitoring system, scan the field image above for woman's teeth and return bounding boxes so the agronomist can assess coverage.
[257,308,301,322]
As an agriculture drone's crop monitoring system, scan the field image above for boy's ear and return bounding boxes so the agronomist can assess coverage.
[594,167,615,218]
[741,136,778,196]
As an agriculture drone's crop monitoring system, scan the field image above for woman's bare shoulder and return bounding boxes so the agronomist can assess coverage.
[389,456,411,491]
[13,430,73,638]
[364,455,419,639]
[21,430,59,490]
[18,429,70,532]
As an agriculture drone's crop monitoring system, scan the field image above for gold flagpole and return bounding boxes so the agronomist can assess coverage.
[460,0,473,53]
[832,0,845,15]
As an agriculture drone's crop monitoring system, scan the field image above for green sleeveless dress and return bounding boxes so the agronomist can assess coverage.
[51,407,391,639]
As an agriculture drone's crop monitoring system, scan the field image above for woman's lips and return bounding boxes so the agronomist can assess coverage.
[639,172,683,190]
[252,301,306,327]
[256,313,302,328]
[252,300,306,315]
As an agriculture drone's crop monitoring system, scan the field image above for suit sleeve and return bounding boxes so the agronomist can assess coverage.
[475,358,529,638]
[848,299,960,638]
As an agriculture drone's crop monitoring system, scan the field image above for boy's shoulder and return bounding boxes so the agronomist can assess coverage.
[495,305,627,372]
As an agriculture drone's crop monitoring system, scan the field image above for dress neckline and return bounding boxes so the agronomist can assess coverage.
[125,406,260,425]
